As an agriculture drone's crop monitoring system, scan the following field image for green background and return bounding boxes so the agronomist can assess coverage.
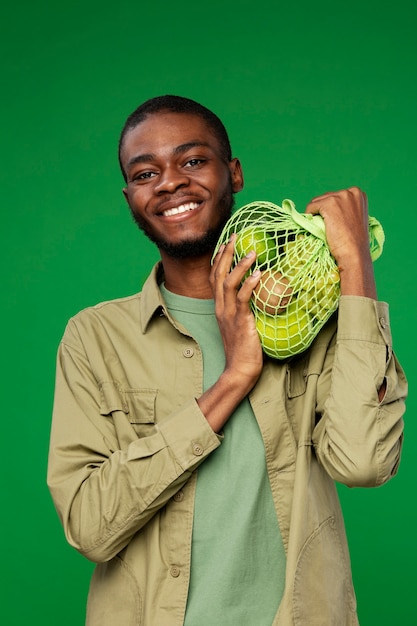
[1,0,415,624]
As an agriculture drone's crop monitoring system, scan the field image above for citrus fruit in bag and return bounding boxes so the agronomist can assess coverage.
[235,226,276,266]
[255,302,312,359]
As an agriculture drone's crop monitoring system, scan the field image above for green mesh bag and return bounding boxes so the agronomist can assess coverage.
[213,199,385,359]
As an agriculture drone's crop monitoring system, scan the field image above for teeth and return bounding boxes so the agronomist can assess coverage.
[163,202,199,217]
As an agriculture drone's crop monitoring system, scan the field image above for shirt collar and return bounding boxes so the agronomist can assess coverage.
[139,262,167,333]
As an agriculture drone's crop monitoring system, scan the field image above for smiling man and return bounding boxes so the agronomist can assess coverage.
[121,108,242,272]
[47,95,407,626]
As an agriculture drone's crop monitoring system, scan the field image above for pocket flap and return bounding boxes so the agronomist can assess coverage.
[99,381,128,415]
[286,356,309,398]
[99,382,157,425]
[125,389,157,424]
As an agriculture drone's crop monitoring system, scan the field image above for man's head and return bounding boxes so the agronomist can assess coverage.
[119,95,243,260]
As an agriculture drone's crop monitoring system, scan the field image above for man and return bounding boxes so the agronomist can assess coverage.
[47,95,407,626]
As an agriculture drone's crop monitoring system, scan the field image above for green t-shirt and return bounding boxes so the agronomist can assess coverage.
[161,285,286,626]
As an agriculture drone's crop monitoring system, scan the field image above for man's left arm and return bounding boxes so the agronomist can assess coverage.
[306,186,407,486]
[312,295,407,487]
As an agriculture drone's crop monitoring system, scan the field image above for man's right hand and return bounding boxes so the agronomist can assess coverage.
[197,236,263,432]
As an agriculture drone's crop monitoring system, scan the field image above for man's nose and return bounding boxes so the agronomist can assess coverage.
[154,167,190,194]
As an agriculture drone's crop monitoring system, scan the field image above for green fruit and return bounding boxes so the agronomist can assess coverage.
[298,268,340,320]
[280,235,318,278]
[255,302,312,358]
[235,227,276,266]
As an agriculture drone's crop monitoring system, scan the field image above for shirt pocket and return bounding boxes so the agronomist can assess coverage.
[285,354,317,443]
[125,388,158,438]
[99,381,158,445]
[292,516,357,625]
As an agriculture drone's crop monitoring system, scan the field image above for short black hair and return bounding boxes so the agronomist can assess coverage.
[118,95,232,181]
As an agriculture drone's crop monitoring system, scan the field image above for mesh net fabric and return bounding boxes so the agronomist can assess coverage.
[212,200,385,360]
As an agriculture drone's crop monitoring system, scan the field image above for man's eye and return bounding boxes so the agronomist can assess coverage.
[185,158,205,168]
[134,171,156,181]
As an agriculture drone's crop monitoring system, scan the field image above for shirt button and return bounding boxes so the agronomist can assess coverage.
[183,347,194,358]
[170,566,181,578]
[173,490,184,502]
[379,317,388,329]
[192,442,204,456]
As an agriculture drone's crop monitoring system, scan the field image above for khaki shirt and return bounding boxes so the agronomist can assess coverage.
[47,263,407,626]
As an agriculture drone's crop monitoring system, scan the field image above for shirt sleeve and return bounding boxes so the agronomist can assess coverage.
[47,325,221,564]
[312,296,408,487]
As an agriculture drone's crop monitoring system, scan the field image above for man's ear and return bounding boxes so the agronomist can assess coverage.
[122,187,129,204]
[229,158,244,193]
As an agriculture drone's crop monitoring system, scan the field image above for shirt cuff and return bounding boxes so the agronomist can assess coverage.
[157,399,221,470]
[337,296,392,346]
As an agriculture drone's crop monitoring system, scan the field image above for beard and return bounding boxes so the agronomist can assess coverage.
[130,185,235,260]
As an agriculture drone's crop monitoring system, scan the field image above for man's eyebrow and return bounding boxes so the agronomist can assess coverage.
[126,153,156,170]
[174,141,211,155]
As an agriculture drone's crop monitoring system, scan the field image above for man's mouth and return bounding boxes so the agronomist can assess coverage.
[161,202,200,217]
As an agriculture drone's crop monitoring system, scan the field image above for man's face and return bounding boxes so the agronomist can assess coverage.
[121,112,243,259]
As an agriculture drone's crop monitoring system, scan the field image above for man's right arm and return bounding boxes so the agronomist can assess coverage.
[47,334,221,564]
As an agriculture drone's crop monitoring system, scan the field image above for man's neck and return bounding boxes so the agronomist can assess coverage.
[160,251,214,299]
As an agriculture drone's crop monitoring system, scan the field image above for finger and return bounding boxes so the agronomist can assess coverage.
[305,194,333,216]
[223,249,256,291]
[305,189,348,217]
[309,186,360,202]
[211,235,248,310]
[306,190,342,209]
[210,236,235,290]
[216,234,237,274]
[309,186,366,207]
[360,190,369,216]
[309,191,335,203]
[236,269,261,305]
[222,251,258,310]
[210,242,225,278]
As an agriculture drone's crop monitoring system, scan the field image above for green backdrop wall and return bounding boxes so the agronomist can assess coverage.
[1,1,415,624]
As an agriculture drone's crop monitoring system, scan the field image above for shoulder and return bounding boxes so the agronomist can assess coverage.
[62,263,163,345]
[73,292,142,318]
[61,293,143,347]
